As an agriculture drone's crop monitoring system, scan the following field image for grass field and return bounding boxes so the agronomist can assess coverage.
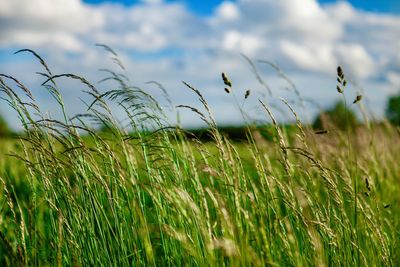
[0,50,399,266]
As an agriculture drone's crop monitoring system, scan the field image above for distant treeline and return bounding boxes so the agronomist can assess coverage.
[181,125,295,142]
[2,95,400,140]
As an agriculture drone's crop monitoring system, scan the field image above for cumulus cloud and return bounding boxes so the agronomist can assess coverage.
[222,31,263,56]
[0,0,103,51]
[0,0,399,129]
[216,1,240,21]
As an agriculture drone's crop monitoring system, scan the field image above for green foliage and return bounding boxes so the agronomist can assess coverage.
[313,101,358,131]
[386,94,400,125]
[0,114,11,137]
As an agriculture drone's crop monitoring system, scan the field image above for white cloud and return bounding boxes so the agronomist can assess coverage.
[216,1,240,21]
[387,72,400,89]
[281,40,336,74]
[335,43,375,79]
[324,1,355,22]
[0,0,400,129]
[222,31,263,56]
[4,31,84,52]
[0,0,104,32]
[0,0,103,51]
[123,24,168,51]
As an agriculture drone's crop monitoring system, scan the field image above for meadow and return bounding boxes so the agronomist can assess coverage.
[0,48,399,266]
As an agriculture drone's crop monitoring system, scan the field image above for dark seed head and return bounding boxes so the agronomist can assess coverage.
[315,129,329,134]
[365,178,371,191]
[224,87,230,94]
[353,95,362,104]
[337,66,344,78]
[245,89,250,99]
[222,72,232,87]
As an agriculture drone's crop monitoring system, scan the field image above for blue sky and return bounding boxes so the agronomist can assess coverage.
[0,0,399,129]
[82,0,400,14]
[83,0,225,15]
[320,0,400,14]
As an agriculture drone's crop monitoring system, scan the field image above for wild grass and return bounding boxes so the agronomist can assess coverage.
[0,47,399,266]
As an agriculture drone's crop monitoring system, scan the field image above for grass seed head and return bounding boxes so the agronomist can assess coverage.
[353,95,362,104]
[222,72,232,87]
[315,129,329,134]
[337,66,344,79]
[336,66,346,93]
[244,89,250,99]
[365,178,371,191]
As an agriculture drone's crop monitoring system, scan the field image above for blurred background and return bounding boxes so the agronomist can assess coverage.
[0,0,399,131]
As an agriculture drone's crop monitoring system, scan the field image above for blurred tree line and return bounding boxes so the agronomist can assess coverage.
[0,114,11,137]
[312,94,400,131]
[313,101,357,131]
[0,94,400,138]
[386,95,400,125]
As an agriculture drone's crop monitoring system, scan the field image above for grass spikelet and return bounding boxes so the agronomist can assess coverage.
[353,95,362,104]
[244,89,250,99]
[314,129,328,134]
[336,65,347,94]
[95,43,118,56]
[14,49,53,76]
[221,72,232,87]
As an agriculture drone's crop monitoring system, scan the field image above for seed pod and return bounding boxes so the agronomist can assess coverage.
[245,89,250,99]
[337,85,343,93]
[224,87,230,94]
[222,72,232,87]
[353,95,362,104]
[315,129,328,134]
[337,66,344,79]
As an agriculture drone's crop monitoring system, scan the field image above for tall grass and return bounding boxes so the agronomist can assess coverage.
[0,47,399,266]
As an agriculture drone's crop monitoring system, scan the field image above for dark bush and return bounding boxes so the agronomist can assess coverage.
[0,114,11,137]
[313,101,357,131]
[386,95,400,125]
